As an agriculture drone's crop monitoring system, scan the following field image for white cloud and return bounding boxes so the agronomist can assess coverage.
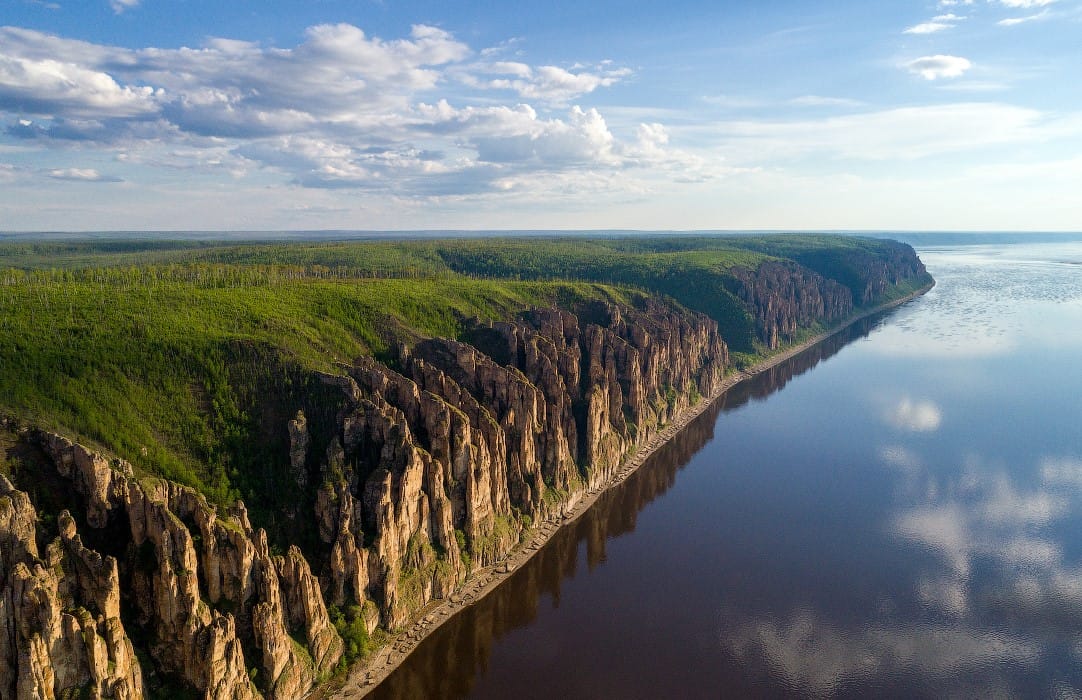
[46,167,120,181]
[904,21,953,34]
[0,53,160,118]
[995,0,1055,7]
[464,62,631,105]
[917,575,969,616]
[997,536,1061,568]
[521,65,630,103]
[998,11,1050,25]
[896,505,972,573]
[906,55,972,80]
[109,0,139,13]
[903,12,967,33]
[0,24,679,197]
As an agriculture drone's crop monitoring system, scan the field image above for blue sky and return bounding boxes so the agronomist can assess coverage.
[1,0,1079,231]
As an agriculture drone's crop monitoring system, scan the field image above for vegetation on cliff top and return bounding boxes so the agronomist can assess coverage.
[0,234,931,522]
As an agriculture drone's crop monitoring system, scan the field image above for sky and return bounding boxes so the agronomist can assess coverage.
[1,0,1080,231]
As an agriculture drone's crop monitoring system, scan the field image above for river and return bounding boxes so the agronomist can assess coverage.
[369,237,1082,699]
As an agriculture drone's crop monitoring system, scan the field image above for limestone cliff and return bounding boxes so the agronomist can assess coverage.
[304,300,727,633]
[1,428,340,699]
[727,261,852,349]
[0,295,729,698]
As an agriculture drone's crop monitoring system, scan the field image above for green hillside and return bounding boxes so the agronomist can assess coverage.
[0,234,931,533]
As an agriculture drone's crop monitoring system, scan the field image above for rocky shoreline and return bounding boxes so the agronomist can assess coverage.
[323,282,934,699]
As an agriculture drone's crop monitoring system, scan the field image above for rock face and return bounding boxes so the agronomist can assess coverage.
[0,248,930,698]
[1,474,143,700]
[727,261,852,349]
[311,299,727,630]
[2,434,342,700]
[0,296,728,698]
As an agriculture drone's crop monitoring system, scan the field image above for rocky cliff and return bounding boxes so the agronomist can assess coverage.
[0,297,726,699]
[0,243,931,699]
[1,425,340,699]
[726,260,852,349]
[306,300,727,632]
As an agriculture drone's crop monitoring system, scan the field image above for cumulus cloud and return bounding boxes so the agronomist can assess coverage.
[896,505,972,573]
[977,472,1066,526]
[0,53,160,118]
[917,575,969,616]
[517,65,630,104]
[0,24,685,197]
[906,55,972,80]
[462,61,631,105]
[866,442,1082,697]
[887,446,1082,632]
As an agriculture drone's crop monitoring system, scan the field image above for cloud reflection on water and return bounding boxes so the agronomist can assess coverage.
[884,397,943,432]
[719,441,1082,696]
[720,449,1082,697]
[724,607,1039,699]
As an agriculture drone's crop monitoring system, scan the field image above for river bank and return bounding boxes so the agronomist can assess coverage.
[322,282,934,699]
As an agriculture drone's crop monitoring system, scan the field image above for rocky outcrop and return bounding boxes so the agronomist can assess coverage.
[0,292,730,698]
[309,299,727,634]
[6,434,343,699]
[789,239,932,306]
[1,475,144,700]
[727,261,852,349]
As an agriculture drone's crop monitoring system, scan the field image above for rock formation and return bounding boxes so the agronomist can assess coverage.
[2,433,341,699]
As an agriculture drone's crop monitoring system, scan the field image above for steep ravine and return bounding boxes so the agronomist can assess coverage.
[0,251,931,700]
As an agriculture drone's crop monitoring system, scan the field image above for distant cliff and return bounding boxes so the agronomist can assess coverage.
[0,236,932,699]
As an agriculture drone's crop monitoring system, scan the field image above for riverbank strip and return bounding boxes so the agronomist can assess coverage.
[325,281,933,699]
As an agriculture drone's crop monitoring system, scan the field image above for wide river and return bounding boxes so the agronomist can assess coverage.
[370,238,1082,699]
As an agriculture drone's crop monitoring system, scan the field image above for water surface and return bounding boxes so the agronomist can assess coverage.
[372,240,1082,699]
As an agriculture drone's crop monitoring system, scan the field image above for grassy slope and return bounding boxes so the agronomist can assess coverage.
[0,234,930,524]
[0,265,636,508]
